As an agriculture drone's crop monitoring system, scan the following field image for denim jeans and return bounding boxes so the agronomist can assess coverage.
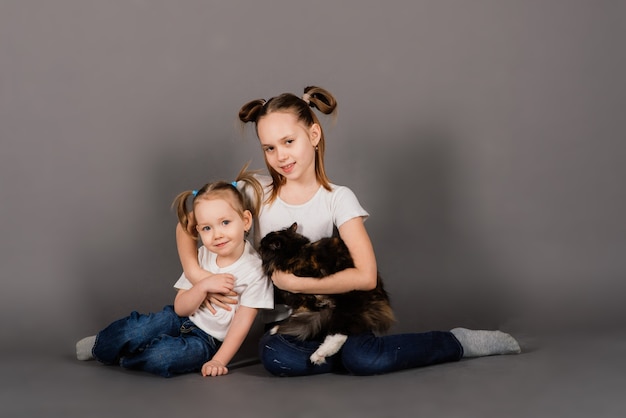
[259,330,463,377]
[93,305,220,377]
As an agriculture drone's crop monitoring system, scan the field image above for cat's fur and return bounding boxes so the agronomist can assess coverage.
[258,223,395,364]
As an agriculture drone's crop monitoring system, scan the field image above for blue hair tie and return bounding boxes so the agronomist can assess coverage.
[231,181,238,188]
[192,190,198,196]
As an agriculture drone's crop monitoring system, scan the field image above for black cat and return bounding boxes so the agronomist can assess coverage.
[258,222,395,364]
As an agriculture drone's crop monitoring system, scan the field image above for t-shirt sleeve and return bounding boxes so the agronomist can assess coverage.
[173,274,192,290]
[238,267,274,310]
[332,186,370,228]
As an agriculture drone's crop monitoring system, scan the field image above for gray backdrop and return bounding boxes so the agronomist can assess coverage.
[2,0,625,357]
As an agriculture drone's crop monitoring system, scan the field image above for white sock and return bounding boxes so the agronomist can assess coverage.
[76,335,96,361]
[451,327,521,358]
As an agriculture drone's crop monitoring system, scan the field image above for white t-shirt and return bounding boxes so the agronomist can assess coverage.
[242,174,369,248]
[239,174,369,323]
[173,241,273,341]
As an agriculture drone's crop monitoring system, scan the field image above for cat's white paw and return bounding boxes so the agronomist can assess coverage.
[310,351,327,365]
[269,325,279,335]
[309,334,348,365]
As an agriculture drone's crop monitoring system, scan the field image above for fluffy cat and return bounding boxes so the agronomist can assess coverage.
[258,222,395,364]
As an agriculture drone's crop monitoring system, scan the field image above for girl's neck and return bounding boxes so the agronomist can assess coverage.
[279,178,321,205]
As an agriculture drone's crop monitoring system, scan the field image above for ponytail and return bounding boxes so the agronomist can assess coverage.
[172,190,198,238]
[233,161,263,219]
[302,86,337,117]
[238,99,267,124]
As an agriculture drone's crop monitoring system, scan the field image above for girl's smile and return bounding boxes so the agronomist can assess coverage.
[280,162,296,174]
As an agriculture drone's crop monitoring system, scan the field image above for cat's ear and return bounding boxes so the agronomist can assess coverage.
[289,222,298,232]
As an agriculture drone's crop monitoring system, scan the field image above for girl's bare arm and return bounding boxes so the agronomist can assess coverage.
[201,306,258,377]
[176,222,210,284]
[270,217,378,294]
[173,274,235,317]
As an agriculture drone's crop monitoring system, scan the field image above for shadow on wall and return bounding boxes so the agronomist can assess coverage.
[366,125,522,333]
[73,177,181,334]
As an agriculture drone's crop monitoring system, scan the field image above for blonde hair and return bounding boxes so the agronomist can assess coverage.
[238,86,338,203]
[173,163,263,239]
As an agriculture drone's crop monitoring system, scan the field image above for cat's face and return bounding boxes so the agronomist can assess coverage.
[258,223,308,266]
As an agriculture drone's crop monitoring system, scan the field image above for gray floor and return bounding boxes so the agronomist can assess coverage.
[2,329,625,418]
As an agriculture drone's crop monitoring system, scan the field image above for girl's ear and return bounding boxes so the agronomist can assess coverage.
[242,210,253,232]
[309,123,321,147]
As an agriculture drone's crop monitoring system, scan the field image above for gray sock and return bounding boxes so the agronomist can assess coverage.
[76,335,96,361]
[451,327,521,358]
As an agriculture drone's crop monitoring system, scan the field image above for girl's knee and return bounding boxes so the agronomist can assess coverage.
[340,349,381,376]
[258,332,327,377]
[259,333,294,376]
[340,333,388,376]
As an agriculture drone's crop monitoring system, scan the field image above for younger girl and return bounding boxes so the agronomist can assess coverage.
[177,86,521,377]
[76,169,273,377]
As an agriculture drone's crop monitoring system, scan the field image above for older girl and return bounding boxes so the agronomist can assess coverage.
[177,86,520,376]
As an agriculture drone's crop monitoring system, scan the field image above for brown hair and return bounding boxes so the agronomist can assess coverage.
[172,163,263,239]
[238,86,338,203]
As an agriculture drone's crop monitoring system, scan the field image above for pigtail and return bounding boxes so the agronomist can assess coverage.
[303,86,337,116]
[239,99,267,124]
[172,190,199,239]
[234,162,263,218]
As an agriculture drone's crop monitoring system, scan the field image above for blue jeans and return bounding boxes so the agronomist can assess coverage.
[259,330,463,376]
[93,305,220,377]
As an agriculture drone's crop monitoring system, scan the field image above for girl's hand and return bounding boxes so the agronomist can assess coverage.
[271,270,301,293]
[200,273,235,294]
[202,359,229,377]
[204,291,239,314]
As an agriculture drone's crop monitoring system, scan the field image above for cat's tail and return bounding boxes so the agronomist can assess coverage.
[366,300,396,334]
